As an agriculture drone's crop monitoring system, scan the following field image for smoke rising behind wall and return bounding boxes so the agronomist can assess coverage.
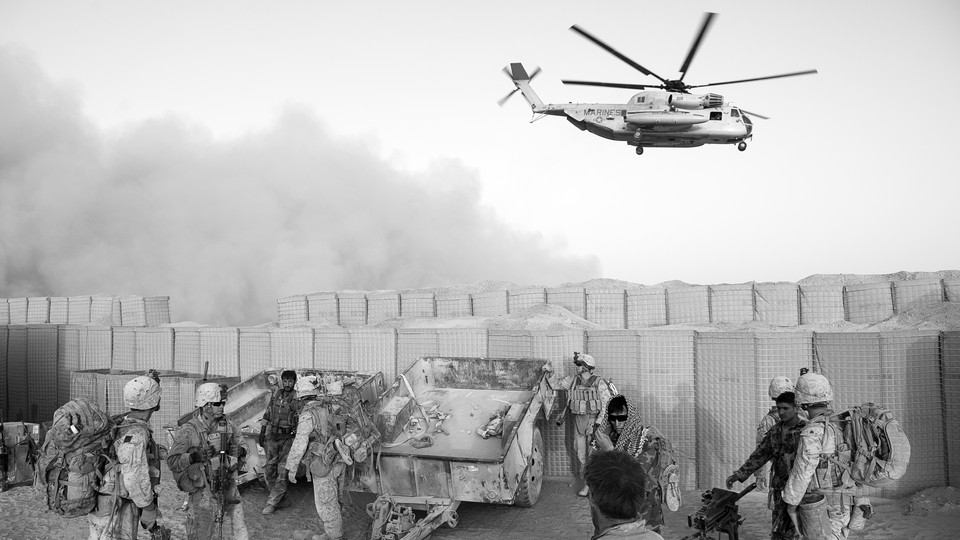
[0,47,599,325]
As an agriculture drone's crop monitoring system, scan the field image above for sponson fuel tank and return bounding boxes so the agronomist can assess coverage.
[625,111,708,126]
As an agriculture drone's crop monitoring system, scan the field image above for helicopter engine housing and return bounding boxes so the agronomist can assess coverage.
[671,92,724,110]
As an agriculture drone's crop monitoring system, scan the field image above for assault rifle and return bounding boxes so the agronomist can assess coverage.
[210,419,241,540]
[681,482,756,540]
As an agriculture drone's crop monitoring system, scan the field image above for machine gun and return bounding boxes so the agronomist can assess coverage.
[681,482,756,540]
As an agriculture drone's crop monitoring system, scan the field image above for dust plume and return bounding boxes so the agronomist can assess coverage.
[0,47,598,325]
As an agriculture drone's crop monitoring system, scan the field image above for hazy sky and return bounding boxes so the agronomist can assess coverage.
[2,1,959,324]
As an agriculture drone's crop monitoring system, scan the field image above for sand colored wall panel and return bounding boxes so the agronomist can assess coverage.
[338,293,368,328]
[436,294,472,318]
[49,297,69,324]
[754,283,800,326]
[437,328,487,357]
[28,325,59,422]
[879,331,945,497]
[277,295,309,327]
[945,280,960,303]
[893,279,944,312]
[638,330,697,489]
[585,330,638,398]
[799,284,845,324]
[367,292,401,325]
[6,326,28,420]
[586,289,626,329]
[307,292,339,324]
[68,296,92,324]
[144,296,171,326]
[9,298,28,324]
[81,326,113,371]
[112,297,122,325]
[943,332,960,488]
[271,327,315,369]
[487,330,533,359]
[400,292,436,318]
[173,327,201,374]
[695,332,756,489]
[710,284,755,324]
[239,326,272,379]
[472,290,508,317]
[547,287,587,319]
[199,327,240,377]
[537,329,587,479]
[350,328,397,380]
[667,286,710,325]
[397,329,440,369]
[70,370,105,409]
[508,288,546,312]
[90,295,114,324]
[27,297,49,324]
[755,332,813,420]
[844,282,894,324]
[626,288,666,329]
[0,298,8,324]
[136,327,174,371]
[814,333,881,411]
[314,328,351,370]
[0,327,7,414]
[112,327,137,371]
[120,296,147,327]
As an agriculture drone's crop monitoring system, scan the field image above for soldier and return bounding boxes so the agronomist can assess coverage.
[167,382,249,540]
[726,391,808,540]
[545,352,616,497]
[584,450,665,540]
[755,377,798,492]
[593,394,678,534]
[782,372,854,540]
[260,370,301,515]
[285,375,358,540]
[88,373,168,539]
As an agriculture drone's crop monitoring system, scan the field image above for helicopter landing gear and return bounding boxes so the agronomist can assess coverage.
[633,130,643,141]
[737,141,747,152]
[635,146,644,155]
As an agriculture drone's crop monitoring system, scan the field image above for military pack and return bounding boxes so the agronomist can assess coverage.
[825,403,911,488]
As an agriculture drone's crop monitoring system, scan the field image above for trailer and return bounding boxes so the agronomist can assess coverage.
[359,356,556,540]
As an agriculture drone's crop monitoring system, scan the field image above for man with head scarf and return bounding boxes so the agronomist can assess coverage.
[593,394,679,534]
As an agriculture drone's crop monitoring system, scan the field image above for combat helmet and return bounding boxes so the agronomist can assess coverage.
[768,376,794,400]
[295,375,321,399]
[124,375,161,410]
[195,382,226,407]
[795,372,833,405]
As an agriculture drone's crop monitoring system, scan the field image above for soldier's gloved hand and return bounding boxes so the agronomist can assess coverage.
[140,502,158,530]
[203,443,217,460]
[287,470,297,484]
[755,475,768,491]
[725,473,739,490]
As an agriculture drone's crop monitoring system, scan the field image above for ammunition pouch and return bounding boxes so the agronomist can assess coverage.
[173,462,206,494]
[273,426,295,438]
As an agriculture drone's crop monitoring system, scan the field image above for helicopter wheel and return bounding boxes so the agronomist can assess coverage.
[738,142,747,151]
[635,146,644,155]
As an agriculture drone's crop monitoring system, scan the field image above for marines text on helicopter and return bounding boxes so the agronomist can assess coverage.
[500,13,817,155]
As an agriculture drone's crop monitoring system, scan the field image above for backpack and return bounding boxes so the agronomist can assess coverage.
[35,398,118,517]
[827,403,911,488]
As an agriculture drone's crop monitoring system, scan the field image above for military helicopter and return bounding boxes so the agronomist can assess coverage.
[500,13,817,155]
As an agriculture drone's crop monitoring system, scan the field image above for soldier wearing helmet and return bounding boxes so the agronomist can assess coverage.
[259,370,301,516]
[782,370,855,540]
[167,382,249,539]
[88,371,169,539]
[753,376,806,492]
[284,375,358,540]
[544,352,616,497]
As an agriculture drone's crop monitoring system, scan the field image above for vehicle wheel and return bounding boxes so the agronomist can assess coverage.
[514,427,544,507]
[635,146,644,155]
[738,141,747,151]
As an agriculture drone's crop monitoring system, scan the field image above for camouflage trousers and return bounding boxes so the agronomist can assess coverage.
[573,413,596,476]
[265,436,294,506]
[186,487,249,540]
[826,502,851,540]
[87,496,140,540]
[311,461,346,540]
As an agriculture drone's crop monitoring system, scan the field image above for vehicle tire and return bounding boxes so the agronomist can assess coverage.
[738,141,747,151]
[514,426,544,507]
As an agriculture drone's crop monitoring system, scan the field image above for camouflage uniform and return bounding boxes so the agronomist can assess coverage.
[782,409,852,540]
[754,407,780,491]
[88,417,160,540]
[262,386,301,507]
[167,413,249,540]
[285,398,354,540]
[556,372,615,478]
[732,416,808,540]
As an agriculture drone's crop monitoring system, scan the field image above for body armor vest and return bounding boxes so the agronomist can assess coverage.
[268,388,299,437]
[569,375,602,415]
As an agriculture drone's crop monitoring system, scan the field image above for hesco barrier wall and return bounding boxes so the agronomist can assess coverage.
[0,295,170,326]
[280,277,949,329]
[2,323,959,497]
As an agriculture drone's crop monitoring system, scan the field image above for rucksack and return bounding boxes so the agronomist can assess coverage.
[35,398,119,517]
[827,403,911,488]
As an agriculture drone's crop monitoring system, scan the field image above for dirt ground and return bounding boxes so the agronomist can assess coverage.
[3,470,960,540]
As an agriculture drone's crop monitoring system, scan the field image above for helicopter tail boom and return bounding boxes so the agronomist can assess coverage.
[508,62,546,112]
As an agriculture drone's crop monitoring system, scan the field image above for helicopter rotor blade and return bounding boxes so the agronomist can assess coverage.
[561,79,663,90]
[686,69,818,89]
[569,25,667,84]
[738,108,769,120]
[678,12,715,81]
[498,65,542,107]
[497,88,519,107]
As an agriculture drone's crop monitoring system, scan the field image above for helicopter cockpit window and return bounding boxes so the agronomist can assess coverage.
[636,96,645,103]
[710,111,723,121]
[731,109,740,118]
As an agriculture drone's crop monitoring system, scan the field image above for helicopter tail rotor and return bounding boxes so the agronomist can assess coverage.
[498,63,541,107]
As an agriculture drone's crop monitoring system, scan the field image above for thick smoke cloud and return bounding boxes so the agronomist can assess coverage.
[0,47,598,325]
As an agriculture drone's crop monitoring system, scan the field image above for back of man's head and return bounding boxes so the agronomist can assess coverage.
[584,450,649,520]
